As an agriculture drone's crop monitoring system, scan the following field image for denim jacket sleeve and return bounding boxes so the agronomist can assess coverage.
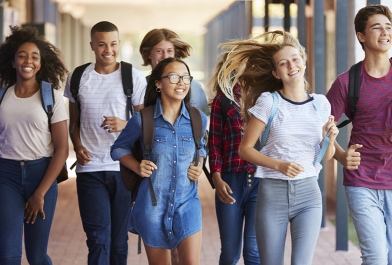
[110,112,141,161]
[199,112,208,158]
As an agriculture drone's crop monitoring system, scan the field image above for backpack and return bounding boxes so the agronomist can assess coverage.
[336,61,361,128]
[0,81,68,183]
[120,103,204,206]
[69,61,134,132]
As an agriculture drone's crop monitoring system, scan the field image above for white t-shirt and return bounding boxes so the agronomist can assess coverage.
[248,91,331,180]
[0,86,68,160]
[63,63,146,173]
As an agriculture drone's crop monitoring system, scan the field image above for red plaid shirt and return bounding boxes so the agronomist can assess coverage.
[208,85,256,174]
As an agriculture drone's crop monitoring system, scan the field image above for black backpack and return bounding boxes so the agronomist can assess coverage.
[0,81,68,183]
[336,61,361,128]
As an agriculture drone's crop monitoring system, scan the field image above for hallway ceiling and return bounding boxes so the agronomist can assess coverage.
[54,0,238,35]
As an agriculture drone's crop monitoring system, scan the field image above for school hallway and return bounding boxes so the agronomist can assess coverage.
[21,153,362,265]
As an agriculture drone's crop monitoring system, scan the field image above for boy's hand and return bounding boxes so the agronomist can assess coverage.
[101,115,127,133]
[344,144,362,170]
[75,146,92,166]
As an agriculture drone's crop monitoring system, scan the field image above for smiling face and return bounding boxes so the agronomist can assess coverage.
[12,42,41,82]
[357,14,392,53]
[149,40,175,69]
[155,61,190,104]
[271,46,306,85]
[90,31,120,68]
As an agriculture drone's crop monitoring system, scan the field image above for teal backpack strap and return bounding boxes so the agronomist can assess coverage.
[40,81,55,131]
[261,91,279,148]
[310,95,330,163]
[0,86,9,105]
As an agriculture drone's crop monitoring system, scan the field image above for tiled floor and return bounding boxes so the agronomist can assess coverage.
[21,156,362,264]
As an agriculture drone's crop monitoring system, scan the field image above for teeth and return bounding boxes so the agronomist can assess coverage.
[22,67,33,71]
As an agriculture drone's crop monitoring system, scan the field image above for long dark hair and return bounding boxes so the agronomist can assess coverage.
[0,26,67,89]
[144,57,191,108]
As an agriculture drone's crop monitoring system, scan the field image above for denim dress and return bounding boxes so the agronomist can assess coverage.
[111,98,207,249]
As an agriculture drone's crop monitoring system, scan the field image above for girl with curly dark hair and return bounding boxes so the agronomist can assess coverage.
[0,26,68,264]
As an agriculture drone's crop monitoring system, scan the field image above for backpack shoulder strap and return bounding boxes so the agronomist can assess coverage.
[120,61,134,119]
[186,104,203,167]
[139,105,157,206]
[0,86,10,105]
[70,62,91,103]
[220,92,231,126]
[261,92,279,148]
[337,60,362,128]
[40,81,55,131]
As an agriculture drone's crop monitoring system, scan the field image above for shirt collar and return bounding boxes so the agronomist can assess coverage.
[153,98,190,120]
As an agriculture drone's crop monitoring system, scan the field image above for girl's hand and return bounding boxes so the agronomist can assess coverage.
[188,161,202,181]
[25,194,45,224]
[139,160,157,177]
[277,161,304,178]
[323,115,339,141]
[213,177,236,204]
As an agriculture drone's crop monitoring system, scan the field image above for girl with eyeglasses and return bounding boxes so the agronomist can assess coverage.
[111,58,207,265]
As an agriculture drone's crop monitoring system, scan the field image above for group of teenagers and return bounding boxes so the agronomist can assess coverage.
[0,3,391,265]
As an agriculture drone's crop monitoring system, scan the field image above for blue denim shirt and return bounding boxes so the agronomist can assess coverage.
[111,98,207,249]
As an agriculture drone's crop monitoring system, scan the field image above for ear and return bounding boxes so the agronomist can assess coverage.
[155,80,162,89]
[356,32,365,44]
[12,61,15,68]
[90,41,94,51]
[272,70,280,79]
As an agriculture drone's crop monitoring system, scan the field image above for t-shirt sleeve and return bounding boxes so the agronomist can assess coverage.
[52,89,69,124]
[248,92,274,124]
[131,68,147,107]
[63,71,74,103]
[326,72,350,121]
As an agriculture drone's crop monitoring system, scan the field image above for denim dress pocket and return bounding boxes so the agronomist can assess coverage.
[152,136,168,155]
[181,135,194,155]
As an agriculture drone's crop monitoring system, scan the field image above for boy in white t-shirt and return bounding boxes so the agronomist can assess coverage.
[63,21,146,264]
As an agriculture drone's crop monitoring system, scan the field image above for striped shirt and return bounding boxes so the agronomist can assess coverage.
[249,91,330,180]
[326,59,392,189]
[64,63,146,173]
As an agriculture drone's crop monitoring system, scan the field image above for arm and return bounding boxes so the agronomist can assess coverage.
[322,115,339,160]
[333,139,362,170]
[69,101,91,165]
[238,116,304,178]
[209,94,235,203]
[25,120,69,224]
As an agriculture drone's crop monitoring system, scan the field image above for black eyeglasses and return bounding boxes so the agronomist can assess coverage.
[160,74,193,85]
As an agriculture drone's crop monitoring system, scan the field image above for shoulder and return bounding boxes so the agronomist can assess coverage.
[191,80,203,90]
[255,91,274,108]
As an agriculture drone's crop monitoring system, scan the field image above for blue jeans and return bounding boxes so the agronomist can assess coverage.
[0,157,58,265]
[345,186,392,265]
[255,177,322,265]
[215,171,259,265]
[76,171,131,265]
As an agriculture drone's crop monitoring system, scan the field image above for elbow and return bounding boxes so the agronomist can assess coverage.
[238,145,245,159]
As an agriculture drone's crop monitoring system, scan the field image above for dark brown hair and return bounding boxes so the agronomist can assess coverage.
[144,57,191,108]
[0,26,67,89]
